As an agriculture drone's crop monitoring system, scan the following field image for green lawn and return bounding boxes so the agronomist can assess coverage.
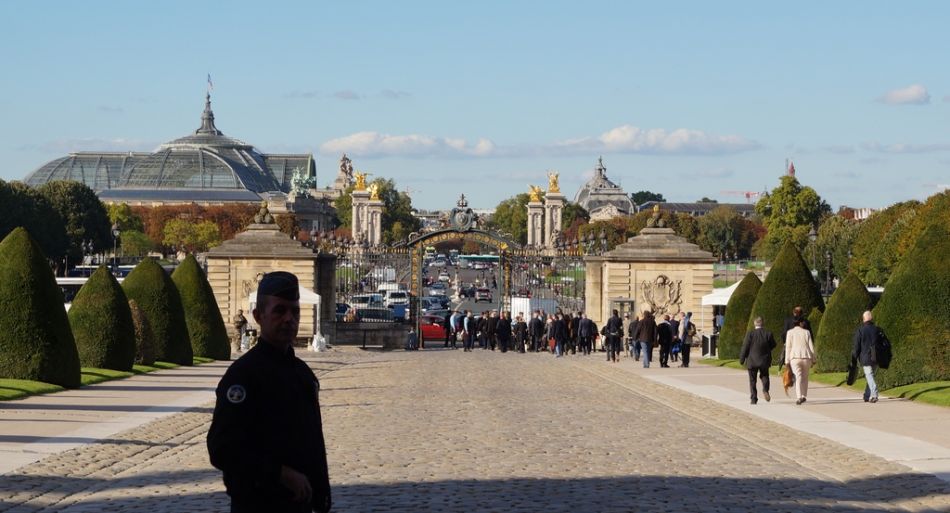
[699,358,950,408]
[0,379,64,401]
[1,356,218,401]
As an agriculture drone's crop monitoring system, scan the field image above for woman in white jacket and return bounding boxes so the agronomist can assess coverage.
[784,319,817,405]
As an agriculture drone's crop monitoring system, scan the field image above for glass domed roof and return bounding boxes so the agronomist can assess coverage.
[23,94,314,202]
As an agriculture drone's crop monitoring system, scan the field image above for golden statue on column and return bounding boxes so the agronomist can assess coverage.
[547,172,560,193]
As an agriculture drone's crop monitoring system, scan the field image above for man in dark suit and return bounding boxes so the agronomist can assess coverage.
[528,311,544,352]
[739,316,777,405]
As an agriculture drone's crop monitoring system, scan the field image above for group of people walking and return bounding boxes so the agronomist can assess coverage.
[439,307,698,365]
[739,306,889,405]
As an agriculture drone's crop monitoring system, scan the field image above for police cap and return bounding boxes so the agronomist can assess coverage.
[257,271,300,303]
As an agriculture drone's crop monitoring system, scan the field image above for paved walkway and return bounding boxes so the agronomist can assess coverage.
[0,347,948,512]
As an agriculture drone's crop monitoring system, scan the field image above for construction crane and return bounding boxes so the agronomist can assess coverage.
[719,190,763,203]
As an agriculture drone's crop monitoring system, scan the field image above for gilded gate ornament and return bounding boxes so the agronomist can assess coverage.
[528,185,543,202]
[547,172,560,193]
[354,172,367,190]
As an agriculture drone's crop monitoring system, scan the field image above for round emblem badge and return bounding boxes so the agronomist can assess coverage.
[226,384,247,404]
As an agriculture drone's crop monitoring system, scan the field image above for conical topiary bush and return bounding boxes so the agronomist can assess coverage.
[68,265,136,371]
[128,299,156,366]
[808,307,823,339]
[717,272,761,359]
[747,240,824,362]
[121,258,192,366]
[172,255,230,360]
[814,274,872,373]
[874,222,950,389]
[0,227,80,387]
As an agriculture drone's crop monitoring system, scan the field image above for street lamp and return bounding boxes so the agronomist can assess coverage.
[111,223,120,275]
[825,250,833,294]
[807,226,818,280]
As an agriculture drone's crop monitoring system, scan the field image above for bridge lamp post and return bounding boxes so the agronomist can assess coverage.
[111,223,120,275]
[808,226,818,283]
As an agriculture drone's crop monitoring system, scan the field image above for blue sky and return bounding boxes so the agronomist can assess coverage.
[2,1,949,211]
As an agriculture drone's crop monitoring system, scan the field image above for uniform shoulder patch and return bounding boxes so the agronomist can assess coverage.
[226,384,247,404]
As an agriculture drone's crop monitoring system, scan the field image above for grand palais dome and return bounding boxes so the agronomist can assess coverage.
[23,94,315,204]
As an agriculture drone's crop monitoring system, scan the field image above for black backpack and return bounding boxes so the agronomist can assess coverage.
[873,328,893,370]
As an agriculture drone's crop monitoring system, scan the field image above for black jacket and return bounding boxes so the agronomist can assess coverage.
[852,321,879,366]
[605,315,623,342]
[207,342,331,513]
[634,316,657,343]
[513,320,527,342]
[657,322,673,345]
[578,318,595,337]
[739,328,777,369]
[496,317,512,341]
[528,317,544,339]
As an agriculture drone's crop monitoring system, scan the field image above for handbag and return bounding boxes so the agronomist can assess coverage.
[846,362,857,386]
[782,364,795,395]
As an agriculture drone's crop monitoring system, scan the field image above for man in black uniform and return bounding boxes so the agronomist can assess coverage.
[207,272,331,513]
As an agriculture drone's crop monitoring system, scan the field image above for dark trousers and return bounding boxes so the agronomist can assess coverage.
[498,337,509,353]
[659,342,671,366]
[606,337,620,361]
[681,343,691,367]
[444,331,453,347]
[463,333,474,351]
[579,336,591,355]
[748,366,770,402]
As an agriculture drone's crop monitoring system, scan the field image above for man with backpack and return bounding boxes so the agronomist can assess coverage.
[851,310,891,403]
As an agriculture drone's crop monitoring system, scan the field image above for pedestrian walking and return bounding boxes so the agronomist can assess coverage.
[406,326,419,351]
[634,310,657,368]
[463,311,474,352]
[678,312,696,368]
[578,312,594,355]
[739,316,776,405]
[232,309,248,353]
[851,310,889,403]
[605,309,623,362]
[785,319,817,405]
[657,314,673,367]
[208,271,332,513]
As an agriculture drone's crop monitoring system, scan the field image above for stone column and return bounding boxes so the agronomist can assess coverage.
[543,192,565,249]
[366,199,384,246]
[351,189,370,243]
[526,200,544,247]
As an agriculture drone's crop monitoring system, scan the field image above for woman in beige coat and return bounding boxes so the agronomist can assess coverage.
[784,319,817,405]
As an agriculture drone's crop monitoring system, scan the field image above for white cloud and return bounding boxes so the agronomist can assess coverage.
[97,105,124,114]
[862,141,950,153]
[333,90,362,101]
[877,84,930,105]
[320,124,758,159]
[282,90,320,99]
[821,145,855,154]
[320,131,497,158]
[553,124,760,155]
[379,89,411,99]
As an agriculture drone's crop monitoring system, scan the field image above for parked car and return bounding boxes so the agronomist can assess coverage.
[475,288,492,303]
[458,285,476,298]
[438,272,451,282]
[350,293,385,311]
[420,296,444,312]
[384,290,410,307]
[419,314,446,342]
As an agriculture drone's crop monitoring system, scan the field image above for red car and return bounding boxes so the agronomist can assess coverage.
[419,314,446,343]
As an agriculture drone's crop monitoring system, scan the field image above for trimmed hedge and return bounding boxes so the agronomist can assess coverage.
[0,228,80,387]
[121,258,192,366]
[808,307,823,339]
[747,240,824,362]
[717,272,762,359]
[128,299,156,366]
[814,274,871,373]
[874,222,950,389]
[68,265,136,371]
[172,255,230,360]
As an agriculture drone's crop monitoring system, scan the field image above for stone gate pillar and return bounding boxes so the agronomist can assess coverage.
[351,188,369,243]
[366,198,384,246]
[526,199,544,247]
[543,191,565,249]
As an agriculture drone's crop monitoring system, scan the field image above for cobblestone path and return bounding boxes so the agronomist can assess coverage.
[2,348,949,512]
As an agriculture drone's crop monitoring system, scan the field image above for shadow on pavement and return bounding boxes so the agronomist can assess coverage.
[1,473,947,512]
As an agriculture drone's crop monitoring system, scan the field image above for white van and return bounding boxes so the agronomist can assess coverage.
[384,290,410,307]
